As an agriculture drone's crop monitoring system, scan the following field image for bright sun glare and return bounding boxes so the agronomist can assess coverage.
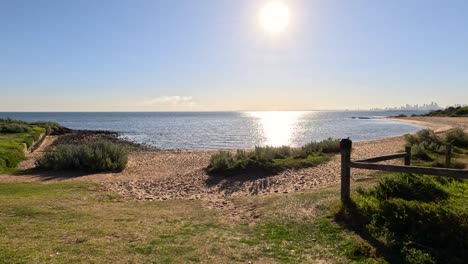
[260,1,290,33]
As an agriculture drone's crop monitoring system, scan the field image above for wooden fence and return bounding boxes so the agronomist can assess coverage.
[339,138,468,203]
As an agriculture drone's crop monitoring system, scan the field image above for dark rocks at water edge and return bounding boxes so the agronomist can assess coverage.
[52,130,158,152]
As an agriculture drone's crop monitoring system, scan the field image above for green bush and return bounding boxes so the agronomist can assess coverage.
[206,138,340,175]
[297,138,340,158]
[444,128,468,148]
[31,121,67,135]
[371,174,448,202]
[37,140,128,172]
[0,123,32,133]
[207,151,236,172]
[337,173,468,264]
[254,145,291,161]
[411,144,434,161]
[425,106,468,116]
[405,129,441,149]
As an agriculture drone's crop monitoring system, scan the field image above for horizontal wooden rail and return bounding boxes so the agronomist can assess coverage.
[355,153,407,163]
[339,138,466,204]
[350,162,468,179]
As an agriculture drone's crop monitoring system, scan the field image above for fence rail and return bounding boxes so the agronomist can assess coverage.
[339,138,468,203]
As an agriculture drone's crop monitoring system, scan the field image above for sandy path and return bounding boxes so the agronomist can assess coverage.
[16,136,59,171]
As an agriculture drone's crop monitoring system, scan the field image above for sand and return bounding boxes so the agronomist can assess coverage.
[1,116,466,202]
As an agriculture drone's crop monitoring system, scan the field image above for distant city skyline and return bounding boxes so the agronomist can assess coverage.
[369,102,442,111]
[1,0,468,111]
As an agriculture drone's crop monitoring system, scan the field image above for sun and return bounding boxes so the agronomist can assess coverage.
[260,1,290,33]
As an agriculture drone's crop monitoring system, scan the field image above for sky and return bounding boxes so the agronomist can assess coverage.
[1,0,467,111]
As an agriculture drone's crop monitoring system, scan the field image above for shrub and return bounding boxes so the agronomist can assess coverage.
[425,106,468,116]
[411,144,434,161]
[31,121,68,135]
[405,129,441,148]
[36,140,128,172]
[0,123,32,133]
[207,151,236,172]
[337,173,468,264]
[453,106,468,116]
[298,138,340,158]
[444,128,468,148]
[372,174,448,202]
[206,138,340,175]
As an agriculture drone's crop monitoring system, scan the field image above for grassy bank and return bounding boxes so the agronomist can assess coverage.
[0,124,45,174]
[0,181,381,263]
[0,118,68,173]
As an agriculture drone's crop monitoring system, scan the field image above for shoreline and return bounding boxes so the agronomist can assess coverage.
[385,116,468,133]
[1,116,467,201]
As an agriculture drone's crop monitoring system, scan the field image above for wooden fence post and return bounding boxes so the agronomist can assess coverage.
[405,146,411,166]
[340,138,352,204]
[445,144,452,168]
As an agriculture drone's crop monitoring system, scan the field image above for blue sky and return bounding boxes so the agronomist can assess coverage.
[1,0,467,111]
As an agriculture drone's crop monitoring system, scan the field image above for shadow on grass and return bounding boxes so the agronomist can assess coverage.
[334,200,400,263]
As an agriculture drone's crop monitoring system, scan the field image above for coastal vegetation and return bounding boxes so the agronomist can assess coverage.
[0,118,48,173]
[206,138,340,174]
[336,173,468,264]
[423,106,468,117]
[336,128,468,263]
[404,128,468,168]
[36,140,128,172]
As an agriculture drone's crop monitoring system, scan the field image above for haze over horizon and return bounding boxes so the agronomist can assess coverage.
[1,0,467,111]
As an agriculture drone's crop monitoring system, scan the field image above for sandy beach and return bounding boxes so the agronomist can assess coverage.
[1,116,467,202]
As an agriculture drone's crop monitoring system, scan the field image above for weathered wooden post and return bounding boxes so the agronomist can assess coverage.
[404,146,411,166]
[340,138,352,204]
[445,144,452,168]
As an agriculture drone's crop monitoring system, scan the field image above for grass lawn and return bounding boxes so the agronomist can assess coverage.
[0,181,382,263]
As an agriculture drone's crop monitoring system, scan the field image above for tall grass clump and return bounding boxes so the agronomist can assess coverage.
[206,138,340,175]
[336,173,468,264]
[299,138,340,157]
[37,140,128,172]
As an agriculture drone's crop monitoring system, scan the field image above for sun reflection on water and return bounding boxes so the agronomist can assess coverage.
[246,111,308,146]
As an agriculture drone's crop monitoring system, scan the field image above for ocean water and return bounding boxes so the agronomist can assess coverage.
[0,111,426,150]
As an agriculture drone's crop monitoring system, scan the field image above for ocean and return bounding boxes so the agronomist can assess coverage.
[0,111,426,150]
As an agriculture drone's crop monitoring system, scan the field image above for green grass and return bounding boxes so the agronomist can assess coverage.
[206,138,340,175]
[0,118,69,173]
[0,125,45,173]
[0,181,382,263]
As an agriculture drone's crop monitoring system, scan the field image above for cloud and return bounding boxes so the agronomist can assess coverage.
[142,96,197,108]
